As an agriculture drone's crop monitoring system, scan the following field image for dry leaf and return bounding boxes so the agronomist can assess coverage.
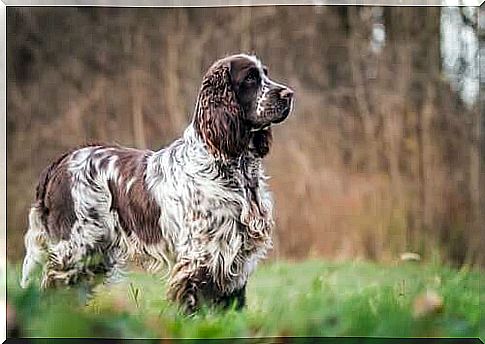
[413,290,443,318]
[400,252,421,262]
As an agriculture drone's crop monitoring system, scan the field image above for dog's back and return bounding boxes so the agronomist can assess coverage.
[20,144,165,288]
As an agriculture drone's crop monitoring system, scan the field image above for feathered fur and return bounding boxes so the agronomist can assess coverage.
[20,53,294,313]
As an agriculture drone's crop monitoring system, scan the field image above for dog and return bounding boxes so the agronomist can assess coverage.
[20,53,294,313]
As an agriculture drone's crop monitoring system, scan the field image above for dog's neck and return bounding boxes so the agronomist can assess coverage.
[184,123,271,162]
[180,123,264,186]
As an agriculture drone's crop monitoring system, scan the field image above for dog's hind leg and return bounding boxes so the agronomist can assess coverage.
[40,220,113,289]
[21,206,49,288]
[41,239,84,288]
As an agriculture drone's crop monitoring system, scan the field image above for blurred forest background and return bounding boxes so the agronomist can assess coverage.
[6,6,484,266]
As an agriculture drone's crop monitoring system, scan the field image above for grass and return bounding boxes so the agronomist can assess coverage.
[6,259,483,340]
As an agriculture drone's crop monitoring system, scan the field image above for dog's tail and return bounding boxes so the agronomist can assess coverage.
[20,204,49,288]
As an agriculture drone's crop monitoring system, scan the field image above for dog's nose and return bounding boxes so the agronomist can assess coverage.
[280,88,294,99]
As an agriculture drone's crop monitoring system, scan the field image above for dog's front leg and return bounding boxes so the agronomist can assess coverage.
[167,258,209,314]
[215,284,247,310]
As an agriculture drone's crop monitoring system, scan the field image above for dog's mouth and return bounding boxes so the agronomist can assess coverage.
[251,124,271,133]
[272,106,291,124]
[250,102,293,133]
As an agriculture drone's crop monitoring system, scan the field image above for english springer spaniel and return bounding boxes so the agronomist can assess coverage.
[20,53,294,313]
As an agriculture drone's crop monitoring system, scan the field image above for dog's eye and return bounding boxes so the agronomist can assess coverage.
[245,70,259,84]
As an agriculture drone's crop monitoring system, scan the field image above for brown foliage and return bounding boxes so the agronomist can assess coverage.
[6,7,482,265]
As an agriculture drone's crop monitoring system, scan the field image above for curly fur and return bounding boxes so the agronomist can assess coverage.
[20,53,294,313]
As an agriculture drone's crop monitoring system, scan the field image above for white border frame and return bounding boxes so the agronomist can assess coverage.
[0,2,482,343]
[0,0,483,6]
[1,1,6,342]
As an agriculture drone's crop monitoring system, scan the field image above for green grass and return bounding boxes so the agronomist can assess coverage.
[6,259,483,339]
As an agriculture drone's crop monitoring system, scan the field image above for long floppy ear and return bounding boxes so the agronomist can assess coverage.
[193,62,250,159]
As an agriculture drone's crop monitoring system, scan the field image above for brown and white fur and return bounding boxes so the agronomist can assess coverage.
[20,54,294,313]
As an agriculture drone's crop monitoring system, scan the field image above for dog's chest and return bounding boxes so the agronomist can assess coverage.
[185,162,272,291]
[147,148,273,292]
[194,157,265,216]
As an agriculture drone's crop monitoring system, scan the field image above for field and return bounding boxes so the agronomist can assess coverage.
[6,259,483,340]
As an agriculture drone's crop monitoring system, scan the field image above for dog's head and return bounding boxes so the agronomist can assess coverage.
[193,54,294,159]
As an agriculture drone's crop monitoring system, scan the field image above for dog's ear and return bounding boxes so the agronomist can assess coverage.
[193,62,250,159]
